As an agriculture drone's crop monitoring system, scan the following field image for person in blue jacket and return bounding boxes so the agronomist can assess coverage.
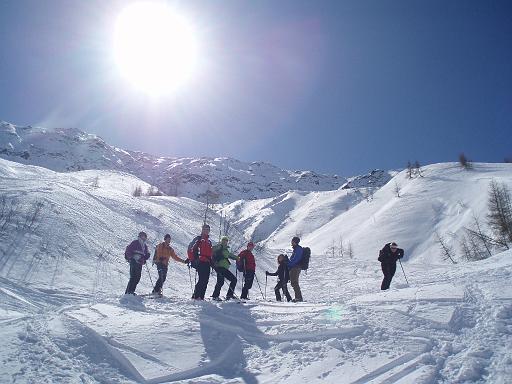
[287,236,303,302]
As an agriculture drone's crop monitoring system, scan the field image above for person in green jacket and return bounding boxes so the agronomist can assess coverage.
[211,236,239,300]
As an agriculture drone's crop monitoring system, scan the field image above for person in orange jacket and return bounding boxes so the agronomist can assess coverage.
[152,234,188,296]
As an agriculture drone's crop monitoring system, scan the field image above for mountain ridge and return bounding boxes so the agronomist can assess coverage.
[0,120,391,202]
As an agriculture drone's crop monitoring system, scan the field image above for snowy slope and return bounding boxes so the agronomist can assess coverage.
[304,162,512,264]
[1,158,512,383]
[223,162,512,265]
[221,188,364,248]
[0,158,217,293]
[0,121,350,202]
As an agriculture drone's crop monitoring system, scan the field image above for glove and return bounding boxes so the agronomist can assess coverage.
[184,259,190,265]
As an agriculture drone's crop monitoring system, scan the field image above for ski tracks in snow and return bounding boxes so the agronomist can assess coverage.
[1,259,512,383]
[62,297,366,384]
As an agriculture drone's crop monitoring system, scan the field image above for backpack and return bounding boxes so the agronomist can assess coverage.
[300,247,311,270]
[236,256,245,272]
[213,247,224,263]
[187,236,201,267]
[124,245,132,262]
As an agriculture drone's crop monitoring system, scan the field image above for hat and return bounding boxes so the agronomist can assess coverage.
[164,234,171,240]
[138,231,147,238]
[291,236,300,244]
[221,236,229,242]
[247,241,255,248]
[390,242,398,247]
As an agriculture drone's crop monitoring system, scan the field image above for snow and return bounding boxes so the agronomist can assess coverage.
[0,121,351,202]
[224,162,512,264]
[1,157,512,383]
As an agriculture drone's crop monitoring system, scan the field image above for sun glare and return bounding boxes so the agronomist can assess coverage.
[113,2,199,95]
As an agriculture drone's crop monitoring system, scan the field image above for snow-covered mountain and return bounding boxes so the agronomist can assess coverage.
[1,157,511,383]
[223,162,512,264]
[0,121,363,202]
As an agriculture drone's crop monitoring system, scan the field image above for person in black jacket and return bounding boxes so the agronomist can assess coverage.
[265,254,292,302]
[378,242,404,290]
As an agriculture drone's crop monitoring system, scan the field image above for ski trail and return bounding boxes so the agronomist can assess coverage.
[350,351,426,384]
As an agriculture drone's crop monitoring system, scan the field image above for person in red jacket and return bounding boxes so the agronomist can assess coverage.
[188,224,213,300]
[238,242,256,300]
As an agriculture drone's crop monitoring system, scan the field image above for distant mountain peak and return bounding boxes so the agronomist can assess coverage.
[0,121,388,202]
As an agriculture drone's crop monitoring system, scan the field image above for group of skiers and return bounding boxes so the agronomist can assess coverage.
[124,224,307,302]
[124,224,405,300]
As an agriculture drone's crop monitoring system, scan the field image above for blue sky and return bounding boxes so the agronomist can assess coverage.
[0,0,511,176]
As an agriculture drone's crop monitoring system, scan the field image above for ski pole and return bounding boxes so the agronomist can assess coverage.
[145,262,154,287]
[188,265,194,297]
[236,267,240,292]
[265,275,268,301]
[398,259,409,285]
[254,272,265,300]
[240,260,246,294]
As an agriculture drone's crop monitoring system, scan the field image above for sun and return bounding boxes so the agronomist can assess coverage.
[113,2,199,95]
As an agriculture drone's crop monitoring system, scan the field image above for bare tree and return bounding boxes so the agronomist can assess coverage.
[327,239,337,258]
[218,208,224,239]
[464,214,493,258]
[487,180,512,248]
[464,229,489,261]
[223,215,232,240]
[346,242,354,259]
[407,161,413,179]
[414,161,424,177]
[170,174,182,196]
[459,234,473,261]
[459,153,472,170]
[394,181,401,198]
[23,201,45,231]
[435,231,456,264]
[132,185,143,197]
[339,236,345,258]
[200,189,221,225]
[0,197,20,230]
[146,186,163,196]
